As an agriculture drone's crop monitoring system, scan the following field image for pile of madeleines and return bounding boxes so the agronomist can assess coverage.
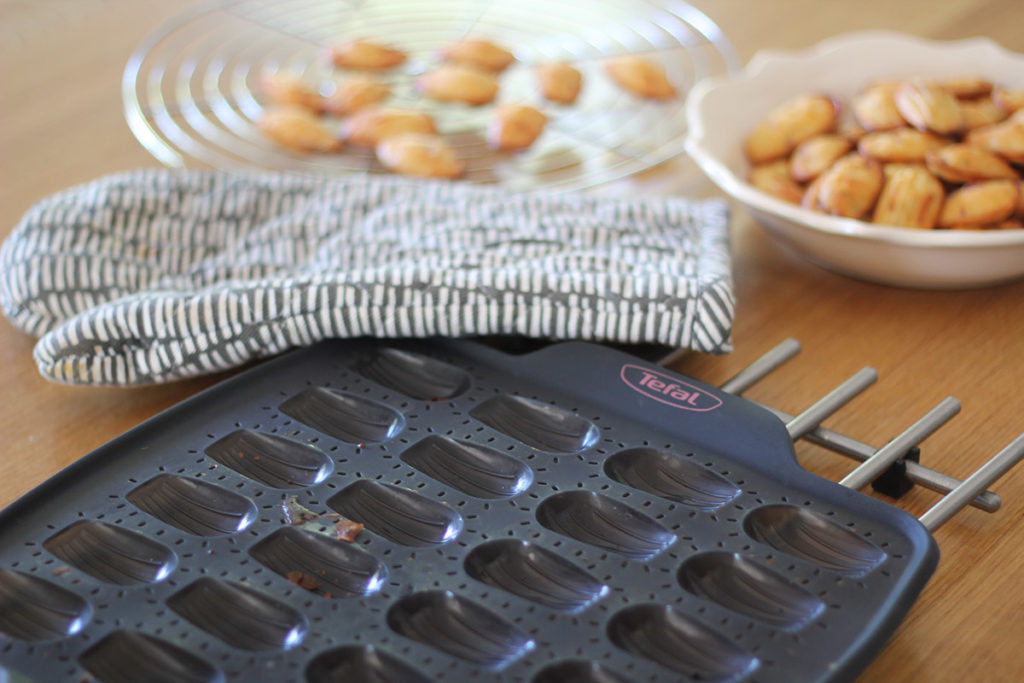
[258,37,678,178]
[744,77,1024,230]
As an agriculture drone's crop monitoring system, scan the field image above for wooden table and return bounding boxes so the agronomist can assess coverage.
[1,1,1022,680]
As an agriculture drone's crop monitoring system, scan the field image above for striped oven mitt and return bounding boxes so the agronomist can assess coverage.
[0,169,733,386]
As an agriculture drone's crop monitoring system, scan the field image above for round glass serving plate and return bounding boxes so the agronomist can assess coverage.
[123,0,738,192]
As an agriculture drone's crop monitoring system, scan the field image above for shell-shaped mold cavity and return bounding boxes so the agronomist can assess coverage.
[168,577,307,651]
[464,539,607,612]
[358,348,471,400]
[127,474,257,536]
[532,660,632,683]
[469,395,599,453]
[678,552,826,629]
[607,604,759,681]
[43,520,176,585]
[0,569,92,641]
[536,491,675,561]
[79,630,223,683]
[744,505,887,577]
[249,526,387,598]
[327,480,463,547]
[306,644,434,683]
[400,435,533,499]
[205,430,332,489]
[386,590,534,669]
[280,388,404,444]
[604,448,740,510]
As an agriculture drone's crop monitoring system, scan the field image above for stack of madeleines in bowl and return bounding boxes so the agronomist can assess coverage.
[745,78,1024,230]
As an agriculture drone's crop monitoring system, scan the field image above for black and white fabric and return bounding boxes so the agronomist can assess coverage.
[0,169,734,385]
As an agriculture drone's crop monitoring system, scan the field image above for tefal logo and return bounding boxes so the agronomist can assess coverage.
[619,364,722,412]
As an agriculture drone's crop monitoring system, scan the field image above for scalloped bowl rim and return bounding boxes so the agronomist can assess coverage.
[685,30,1024,252]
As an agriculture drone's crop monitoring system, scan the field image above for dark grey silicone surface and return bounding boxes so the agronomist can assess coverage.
[0,339,939,682]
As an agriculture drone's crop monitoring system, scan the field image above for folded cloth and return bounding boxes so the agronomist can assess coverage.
[0,169,733,385]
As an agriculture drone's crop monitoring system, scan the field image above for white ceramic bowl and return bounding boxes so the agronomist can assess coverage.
[684,31,1024,289]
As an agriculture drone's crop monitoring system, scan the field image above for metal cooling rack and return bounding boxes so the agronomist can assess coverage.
[656,338,1024,527]
[122,0,738,191]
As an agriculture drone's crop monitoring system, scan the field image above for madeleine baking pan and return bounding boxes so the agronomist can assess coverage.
[2,338,1020,682]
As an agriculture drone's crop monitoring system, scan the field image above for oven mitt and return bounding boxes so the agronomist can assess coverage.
[0,169,733,385]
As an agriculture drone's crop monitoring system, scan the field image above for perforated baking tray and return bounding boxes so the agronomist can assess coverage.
[0,339,942,682]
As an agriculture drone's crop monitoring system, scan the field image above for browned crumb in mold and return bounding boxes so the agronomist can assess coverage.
[335,518,365,543]
[281,495,363,542]
[286,570,321,591]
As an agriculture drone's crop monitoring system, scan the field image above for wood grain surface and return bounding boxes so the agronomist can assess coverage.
[1,1,1022,680]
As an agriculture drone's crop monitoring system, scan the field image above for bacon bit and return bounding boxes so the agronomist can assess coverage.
[286,570,321,591]
[335,519,364,542]
[52,565,70,576]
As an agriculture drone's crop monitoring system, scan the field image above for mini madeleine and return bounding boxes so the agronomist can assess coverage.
[604,56,676,100]
[536,62,582,105]
[327,39,407,69]
[789,134,851,183]
[260,72,323,111]
[853,84,905,131]
[376,133,463,178]
[749,160,805,204]
[258,105,341,152]
[744,94,839,164]
[872,165,944,229]
[857,128,947,163]
[487,104,547,151]
[343,106,437,147]
[816,153,884,219]
[416,64,499,106]
[925,144,1018,183]
[938,180,1019,227]
[441,38,515,72]
[321,76,390,116]
[894,80,964,135]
